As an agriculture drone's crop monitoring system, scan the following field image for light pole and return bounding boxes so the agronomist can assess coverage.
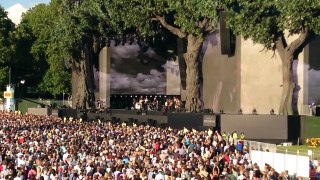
[20,80,25,98]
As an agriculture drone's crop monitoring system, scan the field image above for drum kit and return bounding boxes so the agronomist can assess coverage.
[135,100,143,110]
[134,98,157,111]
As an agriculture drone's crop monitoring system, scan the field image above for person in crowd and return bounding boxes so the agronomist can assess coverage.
[0,111,295,180]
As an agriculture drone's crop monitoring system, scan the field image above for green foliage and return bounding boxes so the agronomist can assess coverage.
[19,2,72,96]
[39,68,71,97]
[0,6,15,91]
[99,0,219,39]
[222,0,320,50]
[11,16,47,89]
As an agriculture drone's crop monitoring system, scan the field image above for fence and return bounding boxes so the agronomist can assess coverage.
[277,148,320,161]
[250,150,309,178]
[235,139,278,152]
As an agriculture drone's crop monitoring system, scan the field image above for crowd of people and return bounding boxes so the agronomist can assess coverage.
[0,111,295,180]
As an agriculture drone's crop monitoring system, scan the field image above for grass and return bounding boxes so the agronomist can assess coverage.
[303,116,320,138]
[277,145,320,160]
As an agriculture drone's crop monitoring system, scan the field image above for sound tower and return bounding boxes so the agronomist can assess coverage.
[219,11,235,56]
[177,38,187,90]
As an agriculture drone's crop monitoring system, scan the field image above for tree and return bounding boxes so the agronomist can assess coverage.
[11,12,47,94]
[53,0,107,108]
[0,6,15,93]
[222,0,320,115]
[20,3,71,98]
[102,0,219,112]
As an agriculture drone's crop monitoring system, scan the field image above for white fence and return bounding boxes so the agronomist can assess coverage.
[236,140,278,152]
[250,150,309,178]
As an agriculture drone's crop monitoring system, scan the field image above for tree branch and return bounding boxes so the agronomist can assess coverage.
[198,18,209,29]
[287,28,309,54]
[155,16,187,38]
[275,33,287,60]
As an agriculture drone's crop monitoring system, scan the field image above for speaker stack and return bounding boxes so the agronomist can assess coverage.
[219,11,235,56]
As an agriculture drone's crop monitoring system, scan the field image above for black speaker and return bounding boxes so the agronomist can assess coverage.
[316,106,320,116]
[219,11,235,56]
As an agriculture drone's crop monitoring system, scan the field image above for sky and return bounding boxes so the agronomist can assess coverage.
[0,0,50,24]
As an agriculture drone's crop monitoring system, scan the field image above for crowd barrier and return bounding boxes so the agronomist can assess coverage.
[250,150,309,178]
[235,139,278,153]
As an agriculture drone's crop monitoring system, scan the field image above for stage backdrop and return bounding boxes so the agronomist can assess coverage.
[73,29,320,113]
[201,29,320,115]
[95,42,181,96]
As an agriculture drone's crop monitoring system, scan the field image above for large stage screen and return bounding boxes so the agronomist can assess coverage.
[109,42,181,95]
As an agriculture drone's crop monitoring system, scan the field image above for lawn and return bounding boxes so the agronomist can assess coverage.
[277,145,320,160]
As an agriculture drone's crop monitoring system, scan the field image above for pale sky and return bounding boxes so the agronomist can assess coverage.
[0,0,50,24]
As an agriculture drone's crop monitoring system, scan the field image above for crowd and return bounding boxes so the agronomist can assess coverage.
[0,111,293,180]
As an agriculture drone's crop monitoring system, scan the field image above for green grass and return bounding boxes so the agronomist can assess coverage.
[17,99,65,114]
[277,145,320,160]
[303,116,320,138]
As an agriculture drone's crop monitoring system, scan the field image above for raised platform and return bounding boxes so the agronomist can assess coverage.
[28,108,320,144]
[86,109,216,130]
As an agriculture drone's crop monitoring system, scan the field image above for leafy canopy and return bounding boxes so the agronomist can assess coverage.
[97,0,219,39]
[222,0,320,50]
[0,6,15,90]
[20,2,71,96]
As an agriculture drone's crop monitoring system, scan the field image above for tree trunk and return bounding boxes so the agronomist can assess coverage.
[184,35,203,112]
[276,30,309,115]
[279,53,295,115]
[74,47,95,109]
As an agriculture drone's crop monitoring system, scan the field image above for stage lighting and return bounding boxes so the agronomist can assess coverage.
[106,40,111,47]
[129,38,134,45]
[121,39,126,46]
[270,108,275,115]
[252,108,257,115]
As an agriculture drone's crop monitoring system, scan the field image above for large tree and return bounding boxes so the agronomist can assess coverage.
[54,0,108,108]
[11,11,47,95]
[20,3,71,98]
[0,6,15,93]
[102,0,219,112]
[223,0,320,115]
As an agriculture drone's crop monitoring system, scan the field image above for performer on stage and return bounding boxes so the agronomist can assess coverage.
[153,96,159,111]
[144,96,149,110]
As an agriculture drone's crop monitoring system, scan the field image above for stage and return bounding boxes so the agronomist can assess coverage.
[82,110,301,143]
[86,109,217,131]
[29,108,319,144]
